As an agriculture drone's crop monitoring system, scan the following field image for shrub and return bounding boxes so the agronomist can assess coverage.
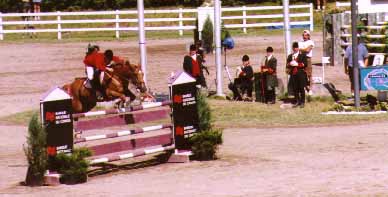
[189,91,223,160]
[202,15,213,53]
[189,129,223,161]
[50,148,92,184]
[24,114,48,186]
[197,90,212,131]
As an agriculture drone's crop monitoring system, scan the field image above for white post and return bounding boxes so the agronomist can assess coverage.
[0,12,3,40]
[179,8,183,36]
[215,0,223,96]
[282,0,292,55]
[57,11,62,40]
[322,62,325,84]
[242,6,247,34]
[309,3,314,31]
[115,10,120,39]
[138,0,147,85]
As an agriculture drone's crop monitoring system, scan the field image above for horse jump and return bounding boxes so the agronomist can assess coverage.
[73,101,174,164]
[41,71,199,166]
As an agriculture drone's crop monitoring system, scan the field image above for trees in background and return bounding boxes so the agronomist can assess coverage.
[0,0,338,13]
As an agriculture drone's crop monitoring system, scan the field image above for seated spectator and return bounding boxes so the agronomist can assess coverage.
[237,55,254,101]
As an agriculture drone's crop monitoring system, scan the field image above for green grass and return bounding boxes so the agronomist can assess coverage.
[210,99,388,128]
[2,97,388,128]
[0,110,39,126]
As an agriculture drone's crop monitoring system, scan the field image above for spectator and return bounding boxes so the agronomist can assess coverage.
[287,42,308,108]
[32,0,42,20]
[299,30,314,95]
[237,55,253,101]
[344,37,369,95]
[183,44,206,88]
[261,46,278,104]
[313,0,326,10]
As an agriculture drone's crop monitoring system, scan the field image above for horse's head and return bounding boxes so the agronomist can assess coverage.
[126,61,147,93]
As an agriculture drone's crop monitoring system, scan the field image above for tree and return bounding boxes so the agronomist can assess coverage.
[202,15,213,53]
[24,114,47,186]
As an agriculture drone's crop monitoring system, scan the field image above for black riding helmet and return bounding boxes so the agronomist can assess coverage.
[86,44,99,55]
[104,49,114,62]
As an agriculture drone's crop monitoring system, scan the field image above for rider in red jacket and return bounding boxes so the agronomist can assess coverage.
[83,46,123,99]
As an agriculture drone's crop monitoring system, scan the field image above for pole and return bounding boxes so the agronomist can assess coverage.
[351,0,360,108]
[282,0,292,55]
[215,0,223,96]
[138,0,147,85]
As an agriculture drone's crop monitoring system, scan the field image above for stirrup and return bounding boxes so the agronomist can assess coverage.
[96,91,104,101]
[83,79,92,89]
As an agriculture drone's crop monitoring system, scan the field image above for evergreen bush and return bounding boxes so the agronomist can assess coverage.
[50,148,92,184]
[189,91,223,160]
[24,113,48,186]
[202,15,213,53]
[189,129,223,160]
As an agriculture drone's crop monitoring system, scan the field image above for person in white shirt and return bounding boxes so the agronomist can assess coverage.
[298,30,315,95]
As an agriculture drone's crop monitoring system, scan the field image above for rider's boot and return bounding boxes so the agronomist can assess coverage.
[91,78,104,101]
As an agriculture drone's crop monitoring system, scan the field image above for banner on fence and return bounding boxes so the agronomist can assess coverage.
[360,66,388,90]
[169,71,199,150]
[40,87,73,158]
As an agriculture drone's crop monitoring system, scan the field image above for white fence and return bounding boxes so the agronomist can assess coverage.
[335,1,351,8]
[0,4,313,40]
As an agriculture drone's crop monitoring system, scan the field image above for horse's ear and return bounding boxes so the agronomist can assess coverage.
[125,60,130,66]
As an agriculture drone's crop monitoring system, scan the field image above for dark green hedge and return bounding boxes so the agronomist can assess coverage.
[0,0,339,13]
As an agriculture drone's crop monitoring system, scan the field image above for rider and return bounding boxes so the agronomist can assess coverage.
[83,45,124,99]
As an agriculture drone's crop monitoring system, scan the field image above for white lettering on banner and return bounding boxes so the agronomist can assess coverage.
[55,111,66,115]
[57,149,71,154]
[57,145,68,150]
[55,111,71,125]
[182,94,192,98]
[182,95,196,106]
[184,126,193,130]
[183,125,197,135]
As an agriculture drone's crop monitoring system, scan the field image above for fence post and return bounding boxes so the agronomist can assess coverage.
[242,6,247,34]
[309,3,314,31]
[179,8,183,36]
[57,11,62,40]
[0,12,3,40]
[115,10,120,39]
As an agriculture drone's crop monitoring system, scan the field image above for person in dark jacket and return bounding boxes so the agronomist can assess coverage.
[237,55,254,101]
[261,46,278,104]
[183,44,206,87]
[287,42,308,108]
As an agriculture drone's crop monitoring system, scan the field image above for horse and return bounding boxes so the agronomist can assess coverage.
[63,61,147,113]
[111,61,147,101]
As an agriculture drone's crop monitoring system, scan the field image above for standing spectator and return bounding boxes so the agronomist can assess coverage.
[237,55,253,101]
[261,46,278,104]
[183,44,206,88]
[287,42,308,108]
[22,0,32,13]
[32,0,42,20]
[313,0,326,10]
[344,37,369,95]
[299,30,314,95]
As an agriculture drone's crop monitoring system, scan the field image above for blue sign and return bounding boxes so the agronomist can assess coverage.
[360,65,388,90]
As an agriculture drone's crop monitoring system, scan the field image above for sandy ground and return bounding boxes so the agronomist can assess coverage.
[1,32,387,196]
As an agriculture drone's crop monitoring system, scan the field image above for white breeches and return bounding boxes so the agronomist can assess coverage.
[86,66,94,80]
[100,72,105,84]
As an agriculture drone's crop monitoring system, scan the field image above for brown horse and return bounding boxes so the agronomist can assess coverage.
[111,61,147,100]
[63,61,147,113]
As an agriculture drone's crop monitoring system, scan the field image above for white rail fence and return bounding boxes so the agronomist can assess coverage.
[0,4,313,40]
[335,1,351,8]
